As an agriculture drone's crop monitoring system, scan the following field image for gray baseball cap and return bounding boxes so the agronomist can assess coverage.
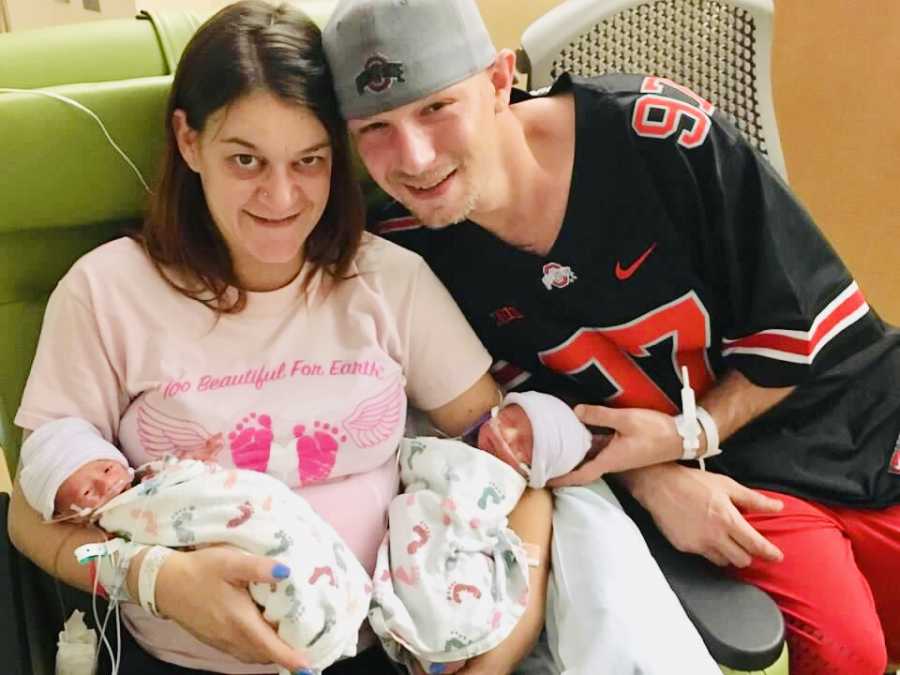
[323,0,496,120]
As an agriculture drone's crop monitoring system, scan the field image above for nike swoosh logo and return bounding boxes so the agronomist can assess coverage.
[615,243,658,281]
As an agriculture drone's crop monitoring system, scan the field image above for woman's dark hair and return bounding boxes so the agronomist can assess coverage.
[141,0,363,312]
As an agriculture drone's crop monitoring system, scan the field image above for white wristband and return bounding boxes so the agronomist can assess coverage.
[522,542,542,568]
[674,413,702,460]
[675,407,721,463]
[138,546,175,618]
[86,539,147,603]
[695,406,720,459]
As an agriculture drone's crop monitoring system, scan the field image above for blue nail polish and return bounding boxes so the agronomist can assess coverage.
[272,563,291,579]
[293,670,314,675]
[429,665,446,674]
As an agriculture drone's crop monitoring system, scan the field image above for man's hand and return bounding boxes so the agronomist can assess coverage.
[153,547,310,672]
[547,404,684,488]
[625,462,785,567]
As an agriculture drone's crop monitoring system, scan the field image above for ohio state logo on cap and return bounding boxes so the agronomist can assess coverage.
[355,54,405,95]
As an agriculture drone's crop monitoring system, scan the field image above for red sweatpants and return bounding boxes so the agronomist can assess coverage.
[730,490,900,675]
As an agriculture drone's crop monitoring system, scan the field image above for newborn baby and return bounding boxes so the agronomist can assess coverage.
[54,457,134,517]
[370,391,598,674]
[19,417,372,674]
[477,391,604,489]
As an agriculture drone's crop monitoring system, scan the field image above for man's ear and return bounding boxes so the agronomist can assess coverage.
[172,109,201,172]
[489,49,518,112]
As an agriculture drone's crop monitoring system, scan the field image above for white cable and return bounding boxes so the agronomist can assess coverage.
[85,538,148,675]
[695,406,721,472]
[115,599,122,675]
[0,87,151,194]
[96,562,121,675]
[92,557,120,675]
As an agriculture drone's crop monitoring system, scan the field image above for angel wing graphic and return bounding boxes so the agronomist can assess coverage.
[136,401,224,460]
[341,379,405,448]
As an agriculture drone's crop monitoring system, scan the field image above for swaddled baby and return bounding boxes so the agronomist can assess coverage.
[477,391,606,489]
[370,391,599,673]
[19,417,372,674]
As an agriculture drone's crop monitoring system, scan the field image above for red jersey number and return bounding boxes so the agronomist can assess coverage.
[632,76,715,149]
[539,291,714,413]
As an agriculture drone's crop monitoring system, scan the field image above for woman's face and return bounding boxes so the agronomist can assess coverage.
[174,90,333,291]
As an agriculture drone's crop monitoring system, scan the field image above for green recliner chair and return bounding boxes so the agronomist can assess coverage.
[0,7,787,675]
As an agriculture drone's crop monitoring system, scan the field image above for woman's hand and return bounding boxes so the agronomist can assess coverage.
[409,654,504,675]
[411,659,468,674]
[151,546,310,672]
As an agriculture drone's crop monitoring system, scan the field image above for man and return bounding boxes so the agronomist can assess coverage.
[323,1,900,674]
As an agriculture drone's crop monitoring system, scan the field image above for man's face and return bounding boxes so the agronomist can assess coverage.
[348,73,497,228]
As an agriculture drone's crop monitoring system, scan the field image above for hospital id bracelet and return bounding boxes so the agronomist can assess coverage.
[77,538,147,603]
[695,406,721,471]
[675,366,702,459]
[138,545,175,618]
[675,406,721,467]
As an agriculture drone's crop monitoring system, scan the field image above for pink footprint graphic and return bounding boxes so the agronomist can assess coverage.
[293,421,345,484]
[407,523,431,555]
[393,565,420,586]
[227,501,253,528]
[449,583,482,603]
[491,609,502,630]
[130,509,159,536]
[442,497,457,526]
[308,566,337,587]
[228,413,273,472]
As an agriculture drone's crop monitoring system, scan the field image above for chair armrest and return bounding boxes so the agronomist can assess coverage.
[610,482,785,671]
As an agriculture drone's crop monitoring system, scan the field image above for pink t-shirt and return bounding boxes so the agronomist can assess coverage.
[16,234,490,672]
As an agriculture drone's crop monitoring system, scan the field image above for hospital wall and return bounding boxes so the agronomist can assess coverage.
[3,0,898,322]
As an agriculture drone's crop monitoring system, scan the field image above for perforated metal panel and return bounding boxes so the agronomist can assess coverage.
[547,0,768,156]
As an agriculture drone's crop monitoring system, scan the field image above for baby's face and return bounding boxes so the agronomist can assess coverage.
[55,460,131,516]
[477,404,534,471]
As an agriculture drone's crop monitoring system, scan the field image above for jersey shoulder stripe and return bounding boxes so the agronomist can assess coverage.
[721,282,869,364]
[490,360,532,393]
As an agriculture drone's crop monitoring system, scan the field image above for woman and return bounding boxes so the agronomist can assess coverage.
[7,3,551,674]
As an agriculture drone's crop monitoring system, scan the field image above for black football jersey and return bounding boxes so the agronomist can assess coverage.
[372,74,900,508]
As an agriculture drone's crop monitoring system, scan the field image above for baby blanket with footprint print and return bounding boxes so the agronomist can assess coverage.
[369,437,530,667]
[94,457,373,674]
